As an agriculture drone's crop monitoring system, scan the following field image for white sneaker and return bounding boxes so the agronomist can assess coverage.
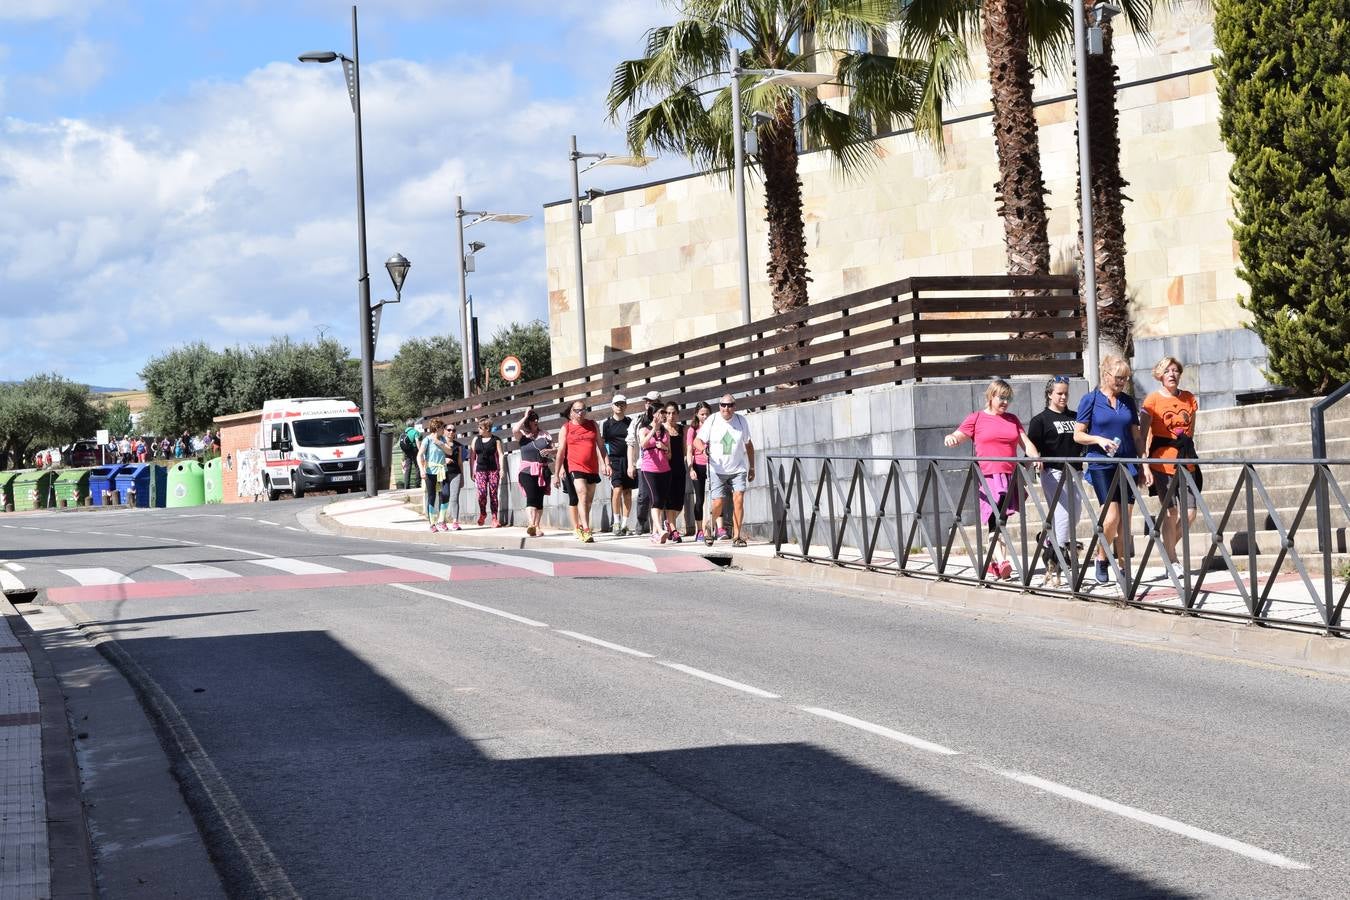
[1167,562,1185,581]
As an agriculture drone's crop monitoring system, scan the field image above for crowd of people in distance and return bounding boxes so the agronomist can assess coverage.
[409,390,755,548]
[944,354,1200,586]
[31,430,221,469]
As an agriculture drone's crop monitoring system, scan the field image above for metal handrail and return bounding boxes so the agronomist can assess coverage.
[1311,382,1350,617]
[767,452,1350,634]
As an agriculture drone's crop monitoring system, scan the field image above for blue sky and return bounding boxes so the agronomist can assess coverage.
[0,0,689,389]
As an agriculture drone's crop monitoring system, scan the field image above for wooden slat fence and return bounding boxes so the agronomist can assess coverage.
[424,274,1080,437]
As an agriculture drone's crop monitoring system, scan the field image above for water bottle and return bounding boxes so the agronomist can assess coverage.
[1105,438,1119,457]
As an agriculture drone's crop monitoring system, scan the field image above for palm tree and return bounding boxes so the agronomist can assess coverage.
[606,0,961,318]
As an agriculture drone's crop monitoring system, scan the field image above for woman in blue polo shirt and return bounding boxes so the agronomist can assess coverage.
[1074,355,1153,585]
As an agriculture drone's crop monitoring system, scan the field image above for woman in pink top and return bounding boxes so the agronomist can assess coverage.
[685,401,712,542]
[944,379,1042,580]
[638,406,675,544]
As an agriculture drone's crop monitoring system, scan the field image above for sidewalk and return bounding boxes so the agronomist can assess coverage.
[0,601,47,899]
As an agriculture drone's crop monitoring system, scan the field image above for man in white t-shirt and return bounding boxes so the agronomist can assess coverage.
[693,392,755,547]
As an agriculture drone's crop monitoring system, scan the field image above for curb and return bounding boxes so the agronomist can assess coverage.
[0,596,97,900]
[730,554,1350,674]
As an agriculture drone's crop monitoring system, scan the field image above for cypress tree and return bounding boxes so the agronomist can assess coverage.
[1214,0,1350,394]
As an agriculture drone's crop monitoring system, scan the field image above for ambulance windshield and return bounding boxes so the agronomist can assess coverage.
[292,417,364,447]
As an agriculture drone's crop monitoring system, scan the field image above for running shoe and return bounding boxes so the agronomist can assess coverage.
[1094,560,1110,584]
[583,529,595,544]
[717,527,729,540]
[669,530,682,543]
[694,530,705,543]
[451,522,461,531]
[997,561,1013,580]
[477,514,486,526]
[611,522,623,536]
[659,531,668,544]
[429,523,438,533]
[574,527,585,542]
[986,563,1001,579]
[491,516,500,528]
[618,524,629,537]
[649,532,662,545]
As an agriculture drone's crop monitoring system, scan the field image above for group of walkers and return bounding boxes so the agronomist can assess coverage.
[410,390,756,548]
[106,432,218,463]
[945,355,1200,585]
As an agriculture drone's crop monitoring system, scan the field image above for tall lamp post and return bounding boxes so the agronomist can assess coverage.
[455,198,530,398]
[1073,1,1121,380]
[371,252,411,352]
[299,5,382,497]
[568,136,653,368]
[727,48,832,325]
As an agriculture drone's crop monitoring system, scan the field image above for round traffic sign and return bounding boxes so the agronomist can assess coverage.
[500,355,523,383]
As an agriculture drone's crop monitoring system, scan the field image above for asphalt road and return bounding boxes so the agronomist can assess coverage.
[4,499,1347,898]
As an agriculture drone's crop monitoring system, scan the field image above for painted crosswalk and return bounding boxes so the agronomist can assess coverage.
[27,549,716,605]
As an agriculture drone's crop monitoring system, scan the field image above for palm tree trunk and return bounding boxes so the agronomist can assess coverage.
[983,0,1052,279]
[759,103,813,383]
[1081,10,1131,362]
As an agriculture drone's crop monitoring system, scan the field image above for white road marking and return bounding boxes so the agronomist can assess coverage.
[346,554,454,579]
[800,706,960,756]
[390,583,548,627]
[659,663,779,698]
[0,570,25,592]
[536,547,659,573]
[258,520,280,527]
[3,562,24,572]
[447,550,555,576]
[201,544,271,558]
[247,558,343,576]
[284,526,303,532]
[998,770,1310,870]
[58,568,133,586]
[0,524,14,528]
[555,630,655,658]
[153,564,240,581]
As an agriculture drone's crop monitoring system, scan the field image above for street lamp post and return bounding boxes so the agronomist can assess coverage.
[454,199,530,398]
[299,5,381,497]
[371,252,411,351]
[726,49,832,325]
[1073,1,1121,380]
[568,136,653,368]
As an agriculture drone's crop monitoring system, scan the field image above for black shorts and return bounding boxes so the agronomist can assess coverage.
[608,459,636,490]
[1149,466,1204,507]
[519,469,549,509]
[571,472,601,485]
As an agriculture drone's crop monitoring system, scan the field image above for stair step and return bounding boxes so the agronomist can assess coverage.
[1195,396,1350,431]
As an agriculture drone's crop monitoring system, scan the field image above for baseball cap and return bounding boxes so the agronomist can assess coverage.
[612,393,628,404]
[644,389,661,401]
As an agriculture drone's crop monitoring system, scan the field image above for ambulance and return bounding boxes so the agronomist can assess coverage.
[259,398,366,500]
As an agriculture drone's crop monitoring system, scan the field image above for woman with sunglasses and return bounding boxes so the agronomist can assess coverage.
[1074,355,1153,585]
[663,402,687,541]
[513,407,555,538]
[638,405,675,543]
[558,400,609,542]
[1028,376,1083,583]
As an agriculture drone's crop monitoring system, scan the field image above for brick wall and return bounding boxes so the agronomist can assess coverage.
[214,411,262,503]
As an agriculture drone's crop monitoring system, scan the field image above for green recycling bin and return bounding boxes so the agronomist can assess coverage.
[0,470,25,512]
[203,457,223,504]
[14,470,55,511]
[166,460,205,508]
[54,468,90,508]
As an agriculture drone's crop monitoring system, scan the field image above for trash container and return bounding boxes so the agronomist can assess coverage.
[0,470,26,512]
[53,468,90,508]
[115,464,167,508]
[88,465,125,506]
[167,460,205,508]
[14,470,55,511]
[203,457,223,504]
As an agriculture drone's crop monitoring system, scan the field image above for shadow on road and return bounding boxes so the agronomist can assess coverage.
[121,629,1191,899]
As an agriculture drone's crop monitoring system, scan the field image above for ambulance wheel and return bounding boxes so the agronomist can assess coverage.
[291,480,305,500]
[265,476,280,503]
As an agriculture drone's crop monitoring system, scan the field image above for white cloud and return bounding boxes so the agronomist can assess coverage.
[0,0,103,23]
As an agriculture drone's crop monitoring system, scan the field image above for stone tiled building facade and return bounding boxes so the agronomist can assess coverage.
[544,5,1266,407]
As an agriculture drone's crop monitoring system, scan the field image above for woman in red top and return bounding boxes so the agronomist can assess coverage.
[944,379,1042,580]
[557,401,610,543]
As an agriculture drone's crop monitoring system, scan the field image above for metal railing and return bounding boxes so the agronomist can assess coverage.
[767,453,1350,634]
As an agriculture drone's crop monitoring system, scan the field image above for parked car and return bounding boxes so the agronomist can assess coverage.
[64,440,101,467]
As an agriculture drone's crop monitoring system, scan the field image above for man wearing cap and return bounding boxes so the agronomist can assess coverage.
[602,394,634,535]
[694,392,755,547]
[626,389,662,534]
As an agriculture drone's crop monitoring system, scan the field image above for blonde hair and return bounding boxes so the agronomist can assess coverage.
[984,378,1013,405]
[1152,356,1184,381]
[1100,354,1130,382]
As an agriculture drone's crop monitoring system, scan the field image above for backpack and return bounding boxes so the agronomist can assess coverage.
[399,431,417,457]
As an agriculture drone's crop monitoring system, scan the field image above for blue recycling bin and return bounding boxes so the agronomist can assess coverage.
[114,464,167,508]
[88,465,125,506]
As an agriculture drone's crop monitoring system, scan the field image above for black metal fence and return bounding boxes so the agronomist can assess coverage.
[766,454,1350,634]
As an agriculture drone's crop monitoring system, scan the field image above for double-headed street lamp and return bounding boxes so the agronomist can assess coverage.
[568,136,653,368]
[455,197,530,397]
[299,5,384,497]
[727,49,832,325]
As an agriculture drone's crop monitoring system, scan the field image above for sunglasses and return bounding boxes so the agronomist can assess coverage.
[720,403,735,408]
[1052,375,1070,384]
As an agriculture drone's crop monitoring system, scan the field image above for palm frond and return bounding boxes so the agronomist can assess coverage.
[799,99,878,178]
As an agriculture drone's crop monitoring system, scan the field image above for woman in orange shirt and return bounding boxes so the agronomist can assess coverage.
[1143,356,1200,580]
